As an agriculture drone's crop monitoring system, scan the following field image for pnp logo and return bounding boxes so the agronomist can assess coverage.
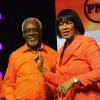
[84,0,100,23]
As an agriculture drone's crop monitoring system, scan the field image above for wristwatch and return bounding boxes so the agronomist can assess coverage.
[73,77,80,84]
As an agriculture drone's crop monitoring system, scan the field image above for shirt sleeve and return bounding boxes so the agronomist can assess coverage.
[3,54,16,100]
[77,38,100,86]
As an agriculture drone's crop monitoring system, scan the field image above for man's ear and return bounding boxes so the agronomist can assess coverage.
[23,34,25,38]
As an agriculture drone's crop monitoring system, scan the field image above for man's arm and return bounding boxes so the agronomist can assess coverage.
[3,55,16,100]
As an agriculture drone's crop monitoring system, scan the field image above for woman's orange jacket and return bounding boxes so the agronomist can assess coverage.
[46,35,100,100]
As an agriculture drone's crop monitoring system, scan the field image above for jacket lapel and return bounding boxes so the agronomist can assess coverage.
[58,35,83,65]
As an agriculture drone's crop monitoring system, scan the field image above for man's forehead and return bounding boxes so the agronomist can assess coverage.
[24,21,40,28]
[25,20,39,25]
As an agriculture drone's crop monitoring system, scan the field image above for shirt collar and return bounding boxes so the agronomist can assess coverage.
[23,43,47,53]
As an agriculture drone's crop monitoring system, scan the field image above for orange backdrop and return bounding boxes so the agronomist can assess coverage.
[55,0,100,32]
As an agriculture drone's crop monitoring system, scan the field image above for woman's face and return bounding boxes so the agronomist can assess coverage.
[58,19,77,40]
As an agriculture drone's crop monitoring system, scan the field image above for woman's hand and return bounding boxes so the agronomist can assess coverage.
[57,77,75,98]
[33,52,47,76]
[33,52,44,67]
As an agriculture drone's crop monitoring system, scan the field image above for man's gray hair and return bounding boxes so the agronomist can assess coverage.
[22,17,42,32]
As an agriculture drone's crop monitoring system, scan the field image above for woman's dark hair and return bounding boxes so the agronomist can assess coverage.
[56,9,85,38]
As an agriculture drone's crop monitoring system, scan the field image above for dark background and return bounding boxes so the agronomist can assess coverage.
[0,0,57,76]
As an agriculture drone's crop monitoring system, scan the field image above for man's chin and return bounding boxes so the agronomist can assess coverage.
[28,42,38,47]
[29,44,37,47]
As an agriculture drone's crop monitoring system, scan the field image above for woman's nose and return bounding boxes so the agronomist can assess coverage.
[62,24,69,30]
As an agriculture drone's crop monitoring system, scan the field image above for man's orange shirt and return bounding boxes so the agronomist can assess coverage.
[3,44,57,100]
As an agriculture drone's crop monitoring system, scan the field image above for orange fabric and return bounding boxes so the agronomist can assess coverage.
[56,0,100,31]
[46,35,100,100]
[3,43,57,100]
[0,77,3,98]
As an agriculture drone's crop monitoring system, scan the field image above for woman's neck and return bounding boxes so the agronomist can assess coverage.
[66,32,79,46]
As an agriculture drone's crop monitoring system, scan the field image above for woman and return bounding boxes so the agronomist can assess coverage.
[43,9,100,100]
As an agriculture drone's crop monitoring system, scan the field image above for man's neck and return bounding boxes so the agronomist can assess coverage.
[28,43,42,51]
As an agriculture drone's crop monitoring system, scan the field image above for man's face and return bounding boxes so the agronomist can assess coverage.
[23,21,41,47]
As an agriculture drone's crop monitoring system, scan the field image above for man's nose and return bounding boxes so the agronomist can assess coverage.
[30,31,36,35]
[29,29,36,34]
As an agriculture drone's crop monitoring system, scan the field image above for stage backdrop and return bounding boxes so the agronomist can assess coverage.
[56,0,100,50]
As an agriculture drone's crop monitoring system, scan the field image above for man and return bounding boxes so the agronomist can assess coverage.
[3,17,57,100]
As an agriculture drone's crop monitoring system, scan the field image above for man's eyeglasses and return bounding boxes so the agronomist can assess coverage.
[23,28,40,34]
